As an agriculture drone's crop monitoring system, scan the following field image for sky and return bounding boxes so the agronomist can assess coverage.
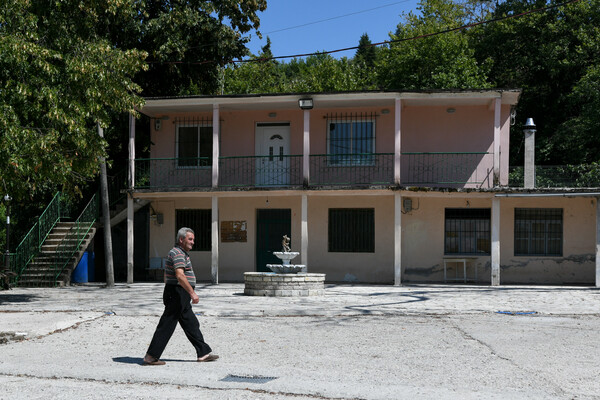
[245,0,422,61]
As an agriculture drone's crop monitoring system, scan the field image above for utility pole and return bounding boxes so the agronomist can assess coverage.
[98,123,115,287]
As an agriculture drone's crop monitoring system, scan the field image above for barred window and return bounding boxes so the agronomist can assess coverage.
[177,125,212,167]
[176,209,211,251]
[328,208,375,252]
[514,208,562,256]
[445,208,490,255]
[327,113,375,166]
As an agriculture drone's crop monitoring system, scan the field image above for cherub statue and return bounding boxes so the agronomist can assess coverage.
[282,235,291,252]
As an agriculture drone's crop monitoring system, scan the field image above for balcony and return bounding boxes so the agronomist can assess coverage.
[133,152,493,191]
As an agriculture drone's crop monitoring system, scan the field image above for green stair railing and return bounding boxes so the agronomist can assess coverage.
[52,192,99,286]
[11,192,65,285]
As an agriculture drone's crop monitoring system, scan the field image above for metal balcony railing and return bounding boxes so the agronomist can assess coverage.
[309,153,394,186]
[509,165,600,188]
[133,152,495,190]
[401,152,493,187]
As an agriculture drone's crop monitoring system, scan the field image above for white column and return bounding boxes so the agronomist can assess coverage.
[301,194,308,268]
[596,198,600,287]
[212,104,220,188]
[127,113,135,284]
[303,110,310,186]
[211,196,219,284]
[493,98,501,186]
[491,197,500,286]
[394,192,402,285]
[394,98,402,185]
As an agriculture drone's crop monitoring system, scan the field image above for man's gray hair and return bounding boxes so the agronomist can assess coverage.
[176,227,195,243]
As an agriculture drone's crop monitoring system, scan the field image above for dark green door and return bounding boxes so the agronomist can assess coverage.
[256,209,291,272]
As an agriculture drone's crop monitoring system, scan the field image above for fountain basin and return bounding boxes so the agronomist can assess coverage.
[244,272,325,297]
[266,264,306,274]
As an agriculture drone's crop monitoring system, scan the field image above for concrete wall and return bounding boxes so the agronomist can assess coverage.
[145,194,597,285]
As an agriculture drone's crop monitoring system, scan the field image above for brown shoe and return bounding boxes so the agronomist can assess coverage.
[197,354,219,362]
[143,356,166,366]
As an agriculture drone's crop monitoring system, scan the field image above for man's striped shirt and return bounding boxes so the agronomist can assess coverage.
[164,245,196,287]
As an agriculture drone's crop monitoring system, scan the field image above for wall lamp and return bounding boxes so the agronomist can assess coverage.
[298,98,314,110]
[154,115,170,131]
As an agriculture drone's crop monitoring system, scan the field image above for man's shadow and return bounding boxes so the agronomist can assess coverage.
[113,356,194,365]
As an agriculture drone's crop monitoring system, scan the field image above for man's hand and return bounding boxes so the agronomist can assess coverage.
[175,268,199,304]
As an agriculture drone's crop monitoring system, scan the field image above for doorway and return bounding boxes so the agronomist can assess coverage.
[256,208,291,272]
[255,123,291,186]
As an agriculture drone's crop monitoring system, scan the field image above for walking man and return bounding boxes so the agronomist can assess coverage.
[143,227,218,365]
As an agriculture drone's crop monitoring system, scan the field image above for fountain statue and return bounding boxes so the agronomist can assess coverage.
[266,235,305,274]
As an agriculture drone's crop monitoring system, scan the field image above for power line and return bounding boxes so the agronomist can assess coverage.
[146,0,582,66]
[263,0,414,35]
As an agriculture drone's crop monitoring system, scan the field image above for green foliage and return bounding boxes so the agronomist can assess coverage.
[0,0,147,201]
[378,0,491,90]
[474,0,600,165]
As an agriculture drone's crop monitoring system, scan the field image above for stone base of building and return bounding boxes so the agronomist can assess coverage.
[243,272,325,297]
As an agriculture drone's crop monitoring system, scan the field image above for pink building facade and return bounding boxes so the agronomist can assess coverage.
[125,90,600,286]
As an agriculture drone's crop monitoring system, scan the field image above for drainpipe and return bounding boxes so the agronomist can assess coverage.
[523,118,536,189]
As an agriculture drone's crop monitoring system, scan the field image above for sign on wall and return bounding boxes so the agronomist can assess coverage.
[221,221,247,242]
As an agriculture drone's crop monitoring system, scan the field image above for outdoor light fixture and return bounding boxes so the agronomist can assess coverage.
[446,108,456,114]
[298,98,314,110]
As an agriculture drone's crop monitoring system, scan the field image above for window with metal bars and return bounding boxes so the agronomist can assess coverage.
[176,118,212,167]
[328,208,375,252]
[326,113,375,166]
[514,208,562,256]
[175,209,211,251]
[445,208,491,255]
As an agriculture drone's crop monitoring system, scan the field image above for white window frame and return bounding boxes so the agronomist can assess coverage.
[326,118,376,166]
[176,123,212,169]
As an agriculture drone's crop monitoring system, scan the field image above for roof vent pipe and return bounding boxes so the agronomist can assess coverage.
[523,118,536,189]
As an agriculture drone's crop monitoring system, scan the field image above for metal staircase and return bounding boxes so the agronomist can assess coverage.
[17,222,96,287]
[11,193,99,287]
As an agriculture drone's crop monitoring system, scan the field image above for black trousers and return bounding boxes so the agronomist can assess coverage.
[147,284,212,359]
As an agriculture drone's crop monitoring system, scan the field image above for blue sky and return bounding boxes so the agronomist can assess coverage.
[245,0,422,61]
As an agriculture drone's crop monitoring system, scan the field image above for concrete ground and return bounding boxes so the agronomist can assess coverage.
[1,283,600,399]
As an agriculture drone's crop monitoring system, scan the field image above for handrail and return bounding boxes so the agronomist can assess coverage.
[11,192,63,285]
[52,192,99,286]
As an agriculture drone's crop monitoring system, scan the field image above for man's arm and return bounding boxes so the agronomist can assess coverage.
[175,268,199,304]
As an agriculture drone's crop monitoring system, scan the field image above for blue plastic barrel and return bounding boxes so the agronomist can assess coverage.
[72,252,89,283]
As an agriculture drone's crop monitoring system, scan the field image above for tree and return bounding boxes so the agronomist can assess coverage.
[474,0,600,165]
[0,0,147,202]
[378,0,491,90]
[355,33,378,70]
[104,0,267,97]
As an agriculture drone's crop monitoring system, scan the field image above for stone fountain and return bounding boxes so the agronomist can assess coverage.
[266,235,305,274]
[244,235,325,297]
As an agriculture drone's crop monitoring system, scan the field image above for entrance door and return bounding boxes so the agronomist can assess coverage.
[255,123,290,186]
[256,209,291,272]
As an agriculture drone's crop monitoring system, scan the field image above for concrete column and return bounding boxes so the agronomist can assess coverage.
[493,98,501,186]
[394,192,402,285]
[596,198,600,287]
[301,194,308,267]
[491,197,500,286]
[211,196,219,284]
[394,98,402,185]
[98,123,114,287]
[303,110,310,186]
[212,104,220,188]
[127,113,135,284]
[524,118,536,189]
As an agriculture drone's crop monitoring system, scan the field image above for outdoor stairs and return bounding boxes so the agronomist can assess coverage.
[17,222,96,287]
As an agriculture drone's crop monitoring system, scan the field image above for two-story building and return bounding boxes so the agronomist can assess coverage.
[124,90,600,286]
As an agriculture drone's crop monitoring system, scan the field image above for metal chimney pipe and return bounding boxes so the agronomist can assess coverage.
[523,118,536,189]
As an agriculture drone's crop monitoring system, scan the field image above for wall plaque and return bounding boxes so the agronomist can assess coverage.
[221,221,247,242]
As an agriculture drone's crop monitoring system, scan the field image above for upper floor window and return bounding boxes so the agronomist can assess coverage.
[177,124,212,168]
[514,208,562,256]
[327,113,375,166]
[445,208,491,255]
